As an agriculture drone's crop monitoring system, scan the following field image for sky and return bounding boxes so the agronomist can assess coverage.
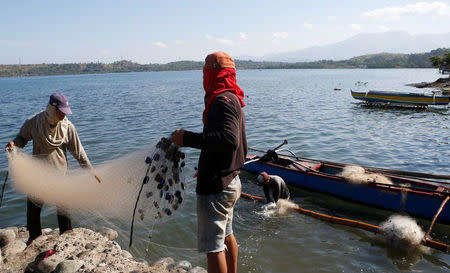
[1,0,449,64]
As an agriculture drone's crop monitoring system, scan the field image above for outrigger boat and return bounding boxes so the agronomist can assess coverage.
[351,90,450,106]
[243,142,450,224]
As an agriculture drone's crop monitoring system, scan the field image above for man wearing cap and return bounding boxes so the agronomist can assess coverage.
[5,93,94,245]
[257,172,290,204]
[170,52,246,273]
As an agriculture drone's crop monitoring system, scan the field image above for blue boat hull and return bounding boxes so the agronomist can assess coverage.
[243,160,450,223]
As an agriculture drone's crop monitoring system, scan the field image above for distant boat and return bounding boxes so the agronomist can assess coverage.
[351,90,450,106]
[333,88,341,91]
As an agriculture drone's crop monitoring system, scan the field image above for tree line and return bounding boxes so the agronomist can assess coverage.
[429,50,450,73]
[1,48,449,78]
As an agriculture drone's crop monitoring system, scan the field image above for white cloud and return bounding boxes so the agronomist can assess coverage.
[377,25,390,32]
[303,23,313,30]
[205,34,235,46]
[272,32,289,39]
[216,38,234,46]
[153,42,167,48]
[350,24,361,30]
[173,40,183,45]
[239,32,248,40]
[100,50,109,55]
[363,1,450,20]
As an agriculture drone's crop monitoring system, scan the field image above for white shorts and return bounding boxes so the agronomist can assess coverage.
[196,176,241,253]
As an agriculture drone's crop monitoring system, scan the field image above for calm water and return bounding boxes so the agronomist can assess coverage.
[1,69,449,272]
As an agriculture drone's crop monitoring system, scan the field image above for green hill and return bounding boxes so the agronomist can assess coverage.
[1,48,449,78]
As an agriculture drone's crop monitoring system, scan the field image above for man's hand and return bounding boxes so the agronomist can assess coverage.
[5,141,14,151]
[170,129,185,147]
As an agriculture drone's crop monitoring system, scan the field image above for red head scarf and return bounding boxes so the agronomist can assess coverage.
[202,52,245,123]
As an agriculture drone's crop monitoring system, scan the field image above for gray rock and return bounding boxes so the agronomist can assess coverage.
[95,227,118,241]
[154,257,175,267]
[42,228,53,235]
[134,258,149,265]
[53,260,84,273]
[190,266,208,273]
[4,227,18,237]
[0,229,16,247]
[38,256,64,273]
[18,226,27,233]
[85,242,96,250]
[174,260,192,270]
[121,250,133,259]
[2,240,26,256]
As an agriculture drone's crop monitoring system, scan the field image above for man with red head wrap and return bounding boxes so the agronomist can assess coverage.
[171,52,247,273]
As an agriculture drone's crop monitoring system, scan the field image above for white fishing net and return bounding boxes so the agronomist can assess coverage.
[259,199,299,217]
[380,215,427,251]
[7,137,186,241]
[340,165,393,185]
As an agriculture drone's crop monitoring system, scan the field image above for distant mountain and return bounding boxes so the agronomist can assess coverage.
[244,31,450,62]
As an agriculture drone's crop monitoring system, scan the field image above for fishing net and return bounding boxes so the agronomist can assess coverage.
[259,199,299,217]
[7,137,186,242]
[380,215,427,251]
[340,165,392,185]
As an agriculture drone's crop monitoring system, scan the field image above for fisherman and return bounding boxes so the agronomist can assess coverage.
[5,93,96,245]
[170,51,246,273]
[257,171,290,204]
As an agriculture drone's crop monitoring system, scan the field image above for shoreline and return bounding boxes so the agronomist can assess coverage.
[406,76,450,91]
[0,226,206,273]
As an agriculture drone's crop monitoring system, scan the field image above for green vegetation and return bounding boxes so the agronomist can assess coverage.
[429,51,450,68]
[1,48,450,78]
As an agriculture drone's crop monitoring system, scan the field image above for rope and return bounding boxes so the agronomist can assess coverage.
[0,171,8,208]
[129,164,151,247]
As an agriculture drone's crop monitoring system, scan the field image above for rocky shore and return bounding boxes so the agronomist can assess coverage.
[0,227,206,273]
[407,76,450,92]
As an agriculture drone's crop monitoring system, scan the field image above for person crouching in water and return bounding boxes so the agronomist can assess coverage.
[5,93,97,245]
[257,172,290,204]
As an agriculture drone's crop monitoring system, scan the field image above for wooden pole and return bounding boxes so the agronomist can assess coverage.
[426,196,450,239]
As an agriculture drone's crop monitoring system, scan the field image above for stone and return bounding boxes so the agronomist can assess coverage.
[134,258,149,265]
[121,250,133,259]
[2,240,26,257]
[38,256,64,273]
[174,260,192,270]
[95,227,118,241]
[154,257,175,267]
[4,227,18,237]
[53,260,84,273]
[18,227,27,233]
[85,242,96,250]
[42,228,53,235]
[0,229,16,247]
[190,266,207,273]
